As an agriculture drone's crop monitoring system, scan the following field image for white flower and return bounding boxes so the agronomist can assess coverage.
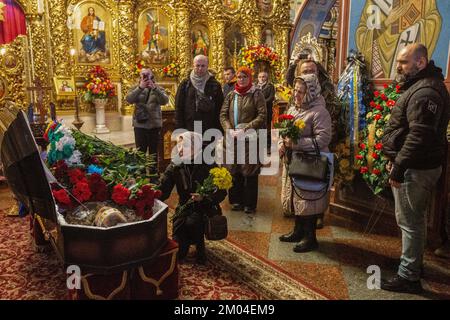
[66,150,82,166]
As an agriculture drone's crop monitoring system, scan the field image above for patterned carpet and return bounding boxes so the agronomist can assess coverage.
[0,185,327,300]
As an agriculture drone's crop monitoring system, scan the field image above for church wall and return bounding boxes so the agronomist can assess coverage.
[1,0,292,119]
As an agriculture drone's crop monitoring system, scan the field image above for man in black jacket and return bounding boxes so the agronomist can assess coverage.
[381,44,450,294]
[175,55,224,136]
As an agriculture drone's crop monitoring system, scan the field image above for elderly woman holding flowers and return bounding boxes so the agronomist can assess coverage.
[158,131,230,264]
[278,74,332,253]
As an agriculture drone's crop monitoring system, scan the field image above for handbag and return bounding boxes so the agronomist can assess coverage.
[288,138,331,201]
[135,90,151,123]
[288,138,329,182]
[135,106,149,123]
[204,215,228,241]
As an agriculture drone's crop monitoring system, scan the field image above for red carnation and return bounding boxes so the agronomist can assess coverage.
[360,167,369,174]
[72,182,92,202]
[375,143,383,150]
[375,105,383,111]
[374,114,382,121]
[372,153,379,160]
[112,184,131,205]
[52,189,72,206]
[381,94,388,101]
[68,169,88,185]
[360,143,366,150]
[355,155,363,160]
[387,100,396,107]
[370,101,376,108]
[383,84,389,89]
[374,91,380,97]
[396,85,401,90]
[373,169,381,175]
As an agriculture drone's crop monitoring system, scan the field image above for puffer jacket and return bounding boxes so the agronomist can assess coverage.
[126,85,169,129]
[382,61,450,182]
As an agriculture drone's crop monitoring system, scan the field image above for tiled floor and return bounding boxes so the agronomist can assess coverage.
[221,175,450,300]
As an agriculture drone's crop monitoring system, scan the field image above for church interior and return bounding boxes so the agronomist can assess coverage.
[0,0,450,301]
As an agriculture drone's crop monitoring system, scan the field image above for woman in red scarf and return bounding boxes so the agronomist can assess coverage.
[220,66,267,214]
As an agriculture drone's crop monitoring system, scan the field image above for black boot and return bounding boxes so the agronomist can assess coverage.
[316,213,324,229]
[195,241,207,265]
[279,216,304,242]
[177,243,189,263]
[293,215,318,253]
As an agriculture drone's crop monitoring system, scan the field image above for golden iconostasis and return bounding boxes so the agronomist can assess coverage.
[0,0,292,115]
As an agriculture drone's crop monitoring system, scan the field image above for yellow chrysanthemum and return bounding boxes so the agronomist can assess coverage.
[210,167,233,190]
[294,119,305,130]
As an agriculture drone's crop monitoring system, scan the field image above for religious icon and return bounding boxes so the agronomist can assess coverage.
[223,0,239,11]
[225,25,247,69]
[191,25,210,58]
[257,0,273,16]
[138,8,169,65]
[53,76,76,98]
[73,3,111,64]
[355,0,442,79]
[263,28,275,48]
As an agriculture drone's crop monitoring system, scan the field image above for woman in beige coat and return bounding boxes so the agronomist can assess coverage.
[279,74,331,253]
[220,66,266,214]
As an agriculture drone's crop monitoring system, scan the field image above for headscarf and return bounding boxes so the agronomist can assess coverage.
[190,70,212,94]
[300,73,322,106]
[234,66,253,95]
[174,131,203,164]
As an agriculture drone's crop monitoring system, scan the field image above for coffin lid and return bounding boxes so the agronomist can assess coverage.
[0,106,57,223]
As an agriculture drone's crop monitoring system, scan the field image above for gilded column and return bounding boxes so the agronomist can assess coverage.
[47,0,70,76]
[175,0,191,79]
[26,11,52,106]
[117,0,137,115]
[278,24,291,78]
[212,18,226,81]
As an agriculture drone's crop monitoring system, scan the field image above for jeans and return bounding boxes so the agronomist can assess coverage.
[392,166,442,281]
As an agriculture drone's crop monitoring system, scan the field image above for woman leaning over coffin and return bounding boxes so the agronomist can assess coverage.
[278,74,332,253]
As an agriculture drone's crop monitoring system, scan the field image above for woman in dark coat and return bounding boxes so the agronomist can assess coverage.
[220,66,266,214]
[158,132,226,264]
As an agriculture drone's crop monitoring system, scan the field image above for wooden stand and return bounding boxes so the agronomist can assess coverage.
[157,110,176,173]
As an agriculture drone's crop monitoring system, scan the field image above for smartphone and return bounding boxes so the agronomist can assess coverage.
[298,53,309,60]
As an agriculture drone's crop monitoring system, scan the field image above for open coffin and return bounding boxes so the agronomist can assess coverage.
[0,106,168,273]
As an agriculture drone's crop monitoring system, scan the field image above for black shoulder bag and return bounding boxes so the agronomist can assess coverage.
[288,137,330,201]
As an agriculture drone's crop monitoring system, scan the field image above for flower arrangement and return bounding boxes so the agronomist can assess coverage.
[45,122,160,221]
[134,59,148,78]
[172,167,233,221]
[275,84,293,102]
[274,114,305,144]
[355,83,401,195]
[162,60,180,78]
[239,45,280,70]
[83,65,116,102]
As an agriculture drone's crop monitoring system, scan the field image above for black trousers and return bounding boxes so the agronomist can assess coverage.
[134,127,160,157]
[228,173,259,209]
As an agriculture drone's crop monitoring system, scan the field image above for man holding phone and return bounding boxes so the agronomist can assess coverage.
[126,69,169,167]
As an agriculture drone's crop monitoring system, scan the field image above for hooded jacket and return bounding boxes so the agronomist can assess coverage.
[382,61,450,182]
